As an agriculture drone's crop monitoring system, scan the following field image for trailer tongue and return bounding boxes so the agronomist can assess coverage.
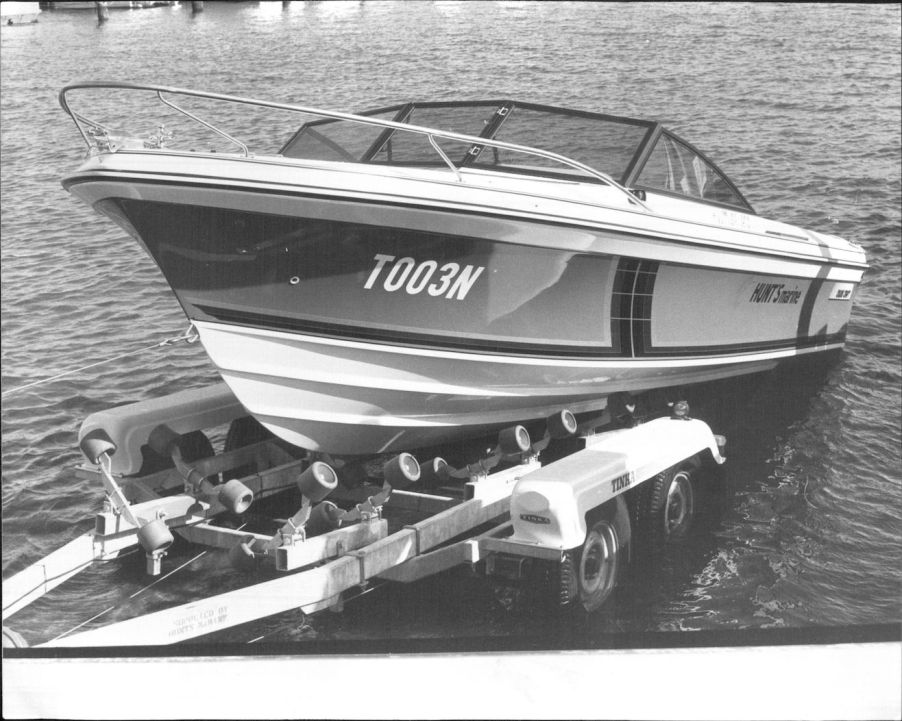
[2,385,724,647]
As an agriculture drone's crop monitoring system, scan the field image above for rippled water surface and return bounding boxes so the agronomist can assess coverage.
[1,1,900,647]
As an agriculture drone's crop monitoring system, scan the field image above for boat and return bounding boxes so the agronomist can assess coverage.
[58,82,868,455]
[1,2,41,24]
[44,2,176,10]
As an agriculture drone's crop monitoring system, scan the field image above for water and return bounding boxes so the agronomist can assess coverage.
[1,1,899,648]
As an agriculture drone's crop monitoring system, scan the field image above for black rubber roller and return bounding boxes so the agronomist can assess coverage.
[498,425,531,454]
[306,500,343,536]
[136,518,174,554]
[546,409,578,439]
[418,457,449,485]
[383,453,420,489]
[218,479,254,514]
[297,461,338,502]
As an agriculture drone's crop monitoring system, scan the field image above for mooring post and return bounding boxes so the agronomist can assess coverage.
[192,1,204,14]
[95,1,108,23]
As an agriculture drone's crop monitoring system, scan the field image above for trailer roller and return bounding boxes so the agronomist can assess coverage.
[148,424,255,515]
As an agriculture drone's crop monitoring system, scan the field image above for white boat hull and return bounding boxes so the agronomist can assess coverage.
[63,149,866,455]
[193,320,830,454]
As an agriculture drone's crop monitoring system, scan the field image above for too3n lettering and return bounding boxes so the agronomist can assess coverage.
[363,253,485,301]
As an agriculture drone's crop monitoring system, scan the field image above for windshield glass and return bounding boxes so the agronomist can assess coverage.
[280,107,401,161]
[369,103,500,165]
[279,101,750,211]
[470,105,651,183]
[280,101,653,183]
[635,132,752,211]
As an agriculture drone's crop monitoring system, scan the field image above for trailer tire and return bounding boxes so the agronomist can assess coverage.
[574,518,621,612]
[646,464,696,542]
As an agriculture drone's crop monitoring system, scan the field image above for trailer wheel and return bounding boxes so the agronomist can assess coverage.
[646,465,696,541]
[574,519,620,612]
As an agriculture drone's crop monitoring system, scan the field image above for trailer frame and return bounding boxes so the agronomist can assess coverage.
[2,383,725,647]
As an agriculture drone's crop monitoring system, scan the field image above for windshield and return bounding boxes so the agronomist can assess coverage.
[634,132,753,212]
[280,100,655,184]
[279,100,752,212]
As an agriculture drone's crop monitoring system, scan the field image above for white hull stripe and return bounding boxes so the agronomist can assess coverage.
[193,320,845,369]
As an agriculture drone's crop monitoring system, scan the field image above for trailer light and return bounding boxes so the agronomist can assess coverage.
[517,490,550,513]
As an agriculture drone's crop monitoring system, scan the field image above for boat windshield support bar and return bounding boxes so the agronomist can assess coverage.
[428,133,462,182]
[59,81,651,213]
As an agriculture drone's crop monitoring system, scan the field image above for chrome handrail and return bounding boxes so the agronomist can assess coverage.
[59,81,652,213]
[155,91,249,157]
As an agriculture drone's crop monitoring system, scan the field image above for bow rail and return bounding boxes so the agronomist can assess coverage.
[59,81,652,212]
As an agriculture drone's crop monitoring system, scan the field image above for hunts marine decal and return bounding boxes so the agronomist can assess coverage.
[364,254,485,300]
[748,282,802,304]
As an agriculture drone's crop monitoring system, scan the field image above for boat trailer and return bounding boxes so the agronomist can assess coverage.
[2,384,725,647]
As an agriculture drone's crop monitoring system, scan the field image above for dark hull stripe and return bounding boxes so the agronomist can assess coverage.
[195,305,622,358]
[197,305,846,361]
[62,172,868,272]
[797,265,831,338]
